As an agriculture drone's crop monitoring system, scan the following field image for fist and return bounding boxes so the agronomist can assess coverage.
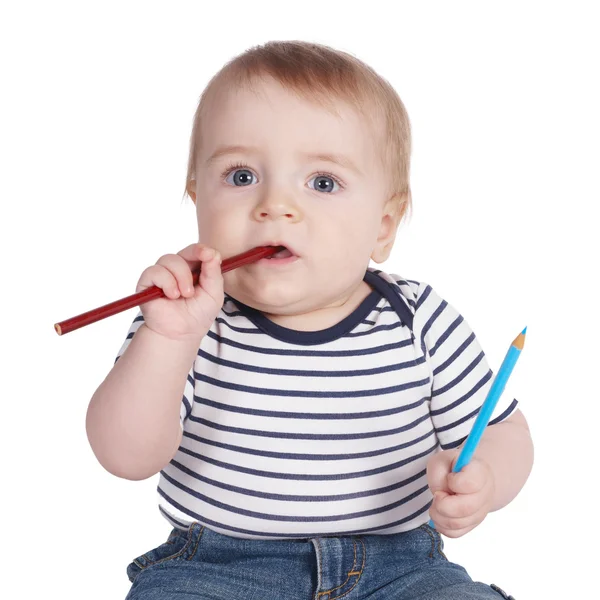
[136,243,224,341]
[426,449,495,538]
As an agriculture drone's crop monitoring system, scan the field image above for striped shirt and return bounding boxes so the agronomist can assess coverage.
[115,268,518,539]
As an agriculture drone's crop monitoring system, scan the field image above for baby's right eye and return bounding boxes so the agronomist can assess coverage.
[225,168,257,186]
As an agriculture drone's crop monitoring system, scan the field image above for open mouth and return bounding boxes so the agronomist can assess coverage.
[266,246,294,259]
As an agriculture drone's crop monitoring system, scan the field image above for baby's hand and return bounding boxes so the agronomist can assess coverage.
[136,243,224,342]
[426,449,495,538]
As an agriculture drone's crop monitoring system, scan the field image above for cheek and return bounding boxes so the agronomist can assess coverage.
[333,205,380,244]
[196,202,249,256]
[196,202,229,242]
[319,220,373,269]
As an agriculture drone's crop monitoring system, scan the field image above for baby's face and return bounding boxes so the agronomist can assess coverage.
[192,76,393,317]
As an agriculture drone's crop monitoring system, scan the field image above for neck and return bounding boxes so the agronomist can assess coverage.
[262,280,373,331]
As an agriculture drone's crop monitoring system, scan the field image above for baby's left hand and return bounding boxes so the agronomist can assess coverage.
[426,449,495,538]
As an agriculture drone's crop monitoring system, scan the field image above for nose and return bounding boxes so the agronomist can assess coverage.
[252,188,302,223]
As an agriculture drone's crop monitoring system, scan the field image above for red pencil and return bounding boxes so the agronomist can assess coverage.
[54,245,283,336]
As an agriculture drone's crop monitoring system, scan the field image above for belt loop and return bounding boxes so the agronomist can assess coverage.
[181,522,204,561]
[311,538,324,600]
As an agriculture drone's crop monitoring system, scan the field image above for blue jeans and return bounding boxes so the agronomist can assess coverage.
[125,522,515,599]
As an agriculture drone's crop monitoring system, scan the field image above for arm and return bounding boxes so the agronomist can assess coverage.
[472,408,534,511]
[86,324,201,481]
[428,408,534,536]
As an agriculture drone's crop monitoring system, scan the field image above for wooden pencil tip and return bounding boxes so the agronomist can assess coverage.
[54,323,62,336]
[513,327,526,350]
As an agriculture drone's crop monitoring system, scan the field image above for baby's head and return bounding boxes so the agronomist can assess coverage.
[184,41,412,318]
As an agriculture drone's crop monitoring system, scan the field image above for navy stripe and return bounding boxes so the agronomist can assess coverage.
[158,492,433,538]
[346,322,405,337]
[394,281,417,308]
[435,405,480,433]
[415,284,432,310]
[194,373,430,399]
[159,506,189,530]
[166,460,428,502]
[206,330,414,356]
[197,349,425,378]
[114,324,143,363]
[190,411,432,440]
[160,468,430,522]
[220,305,248,318]
[362,271,414,331]
[430,371,492,416]
[432,332,475,376]
[429,315,464,358]
[194,395,429,420]
[421,299,447,353]
[440,399,519,449]
[442,436,466,450]
[214,318,264,334]
[182,395,192,419]
[489,398,518,424]
[183,427,435,460]
[178,442,438,480]
[431,351,486,397]
[373,305,396,314]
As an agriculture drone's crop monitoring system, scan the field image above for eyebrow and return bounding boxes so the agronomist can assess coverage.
[300,152,362,175]
[205,145,361,175]
[205,145,260,165]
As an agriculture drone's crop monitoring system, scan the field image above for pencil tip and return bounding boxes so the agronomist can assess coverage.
[521,326,527,335]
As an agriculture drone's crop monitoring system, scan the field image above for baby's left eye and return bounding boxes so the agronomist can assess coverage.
[308,174,341,193]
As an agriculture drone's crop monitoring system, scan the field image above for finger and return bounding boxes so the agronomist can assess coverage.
[434,489,483,519]
[427,449,458,494]
[435,522,477,539]
[178,244,223,295]
[447,459,489,495]
[177,243,218,269]
[198,247,223,299]
[431,505,488,538]
[136,265,180,299]
[155,254,196,298]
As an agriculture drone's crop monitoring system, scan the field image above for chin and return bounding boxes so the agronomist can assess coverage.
[227,279,299,310]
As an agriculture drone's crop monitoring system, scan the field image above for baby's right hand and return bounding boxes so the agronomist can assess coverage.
[136,243,224,342]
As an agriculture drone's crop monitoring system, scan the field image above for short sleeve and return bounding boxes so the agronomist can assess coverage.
[413,284,519,450]
[115,311,195,428]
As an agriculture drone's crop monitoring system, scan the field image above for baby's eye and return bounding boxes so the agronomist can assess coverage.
[225,168,257,186]
[308,174,341,193]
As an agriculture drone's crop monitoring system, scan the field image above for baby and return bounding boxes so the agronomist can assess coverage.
[86,41,533,600]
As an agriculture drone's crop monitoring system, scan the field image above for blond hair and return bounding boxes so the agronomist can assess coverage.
[184,41,412,224]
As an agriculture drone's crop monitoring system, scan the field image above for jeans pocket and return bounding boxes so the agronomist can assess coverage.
[433,528,448,561]
[126,527,192,583]
[420,523,448,561]
[490,583,516,599]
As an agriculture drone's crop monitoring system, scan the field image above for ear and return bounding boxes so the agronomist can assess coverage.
[187,180,197,204]
[370,193,408,263]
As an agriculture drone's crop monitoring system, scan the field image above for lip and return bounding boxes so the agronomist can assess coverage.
[261,240,299,258]
[249,241,299,268]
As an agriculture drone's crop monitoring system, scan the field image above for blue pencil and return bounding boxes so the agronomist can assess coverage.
[429,327,527,528]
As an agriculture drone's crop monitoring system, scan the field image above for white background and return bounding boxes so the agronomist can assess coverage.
[2,1,598,597]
